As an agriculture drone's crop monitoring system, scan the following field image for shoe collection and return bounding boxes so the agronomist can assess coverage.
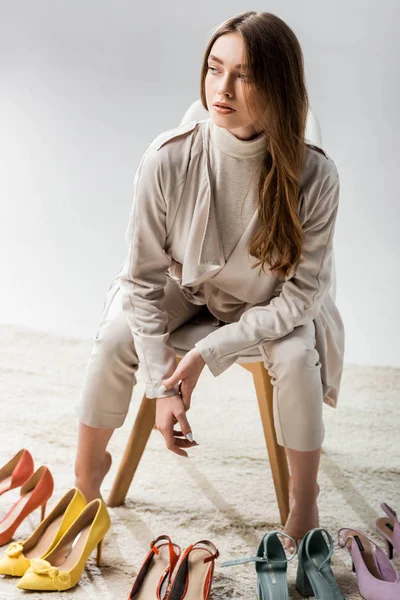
[0,449,111,592]
[1,449,399,598]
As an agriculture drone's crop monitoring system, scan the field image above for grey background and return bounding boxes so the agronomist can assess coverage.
[0,1,399,366]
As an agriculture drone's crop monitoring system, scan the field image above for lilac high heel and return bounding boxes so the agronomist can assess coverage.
[375,502,400,559]
[338,527,400,600]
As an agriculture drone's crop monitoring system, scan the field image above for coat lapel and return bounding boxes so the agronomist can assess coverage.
[181,120,226,286]
[181,119,263,287]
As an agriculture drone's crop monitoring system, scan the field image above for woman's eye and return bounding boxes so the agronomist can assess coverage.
[208,66,249,80]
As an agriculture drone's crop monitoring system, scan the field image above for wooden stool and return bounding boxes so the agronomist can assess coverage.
[107,333,290,524]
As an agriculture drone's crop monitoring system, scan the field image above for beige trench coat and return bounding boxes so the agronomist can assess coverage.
[120,119,345,407]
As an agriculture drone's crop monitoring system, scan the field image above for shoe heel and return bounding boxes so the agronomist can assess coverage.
[296,563,314,597]
[40,501,47,521]
[96,538,104,567]
[352,561,356,572]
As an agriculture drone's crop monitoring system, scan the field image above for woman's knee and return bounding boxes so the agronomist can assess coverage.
[263,331,320,374]
[95,312,137,365]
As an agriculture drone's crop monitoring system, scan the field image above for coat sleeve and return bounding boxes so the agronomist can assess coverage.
[119,146,180,399]
[194,166,340,377]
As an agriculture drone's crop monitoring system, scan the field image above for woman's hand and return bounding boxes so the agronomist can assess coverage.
[155,348,206,457]
[162,347,206,412]
[155,394,197,458]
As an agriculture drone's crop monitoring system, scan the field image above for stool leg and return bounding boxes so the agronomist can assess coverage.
[107,395,155,507]
[241,362,290,525]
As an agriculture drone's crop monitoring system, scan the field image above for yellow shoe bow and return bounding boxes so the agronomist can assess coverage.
[29,558,71,590]
[5,542,24,558]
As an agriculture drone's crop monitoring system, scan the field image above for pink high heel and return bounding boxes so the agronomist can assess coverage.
[375,502,400,559]
[338,527,400,600]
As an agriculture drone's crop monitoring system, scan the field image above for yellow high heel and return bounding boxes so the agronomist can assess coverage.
[0,488,86,578]
[17,498,111,591]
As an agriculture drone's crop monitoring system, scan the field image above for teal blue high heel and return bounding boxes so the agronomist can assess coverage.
[296,528,345,599]
[221,531,297,599]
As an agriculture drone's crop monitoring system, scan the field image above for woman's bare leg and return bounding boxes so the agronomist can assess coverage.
[283,447,321,551]
[74,421,114,502]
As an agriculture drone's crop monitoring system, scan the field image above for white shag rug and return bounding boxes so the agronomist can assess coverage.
[0,324,399,600]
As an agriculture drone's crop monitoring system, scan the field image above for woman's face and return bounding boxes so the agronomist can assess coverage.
[205,32,262,141]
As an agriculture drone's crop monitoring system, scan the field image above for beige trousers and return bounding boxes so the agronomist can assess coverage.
[75,276,325,451]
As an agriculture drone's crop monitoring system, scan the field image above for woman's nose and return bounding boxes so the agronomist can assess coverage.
[217,74,234,97]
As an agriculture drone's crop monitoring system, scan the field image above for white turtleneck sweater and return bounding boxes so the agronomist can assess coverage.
[209,120,266,260]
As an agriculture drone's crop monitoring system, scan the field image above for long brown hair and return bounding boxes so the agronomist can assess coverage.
[200,12,308,279]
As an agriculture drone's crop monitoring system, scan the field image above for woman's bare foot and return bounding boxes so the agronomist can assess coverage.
[75,451,112,502]
[283,500,319,552]
[283,477,320,552]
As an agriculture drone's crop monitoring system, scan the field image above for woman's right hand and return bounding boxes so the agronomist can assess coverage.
[155,394,198,457]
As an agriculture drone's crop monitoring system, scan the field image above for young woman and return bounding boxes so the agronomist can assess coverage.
[74,11,345,551]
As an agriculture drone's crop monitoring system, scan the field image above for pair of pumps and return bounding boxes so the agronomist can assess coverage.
[0,449,110,592]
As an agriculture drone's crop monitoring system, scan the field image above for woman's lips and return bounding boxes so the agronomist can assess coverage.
[214,105,235,114]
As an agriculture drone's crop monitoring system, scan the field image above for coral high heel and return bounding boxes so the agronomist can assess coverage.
[17,498,111,591]
[0,487,86,577]
[375,502,400,559]
[127,535,181,599]
[0,449,34,497]
[339,527,400,600]
[164,540,219,600]
[0,466,54,546]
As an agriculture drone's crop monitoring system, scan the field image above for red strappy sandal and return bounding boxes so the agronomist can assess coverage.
[164,539,219,600]
[127,535,181,600]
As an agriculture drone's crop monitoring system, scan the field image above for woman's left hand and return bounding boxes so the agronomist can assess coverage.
[161,347,206,413]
